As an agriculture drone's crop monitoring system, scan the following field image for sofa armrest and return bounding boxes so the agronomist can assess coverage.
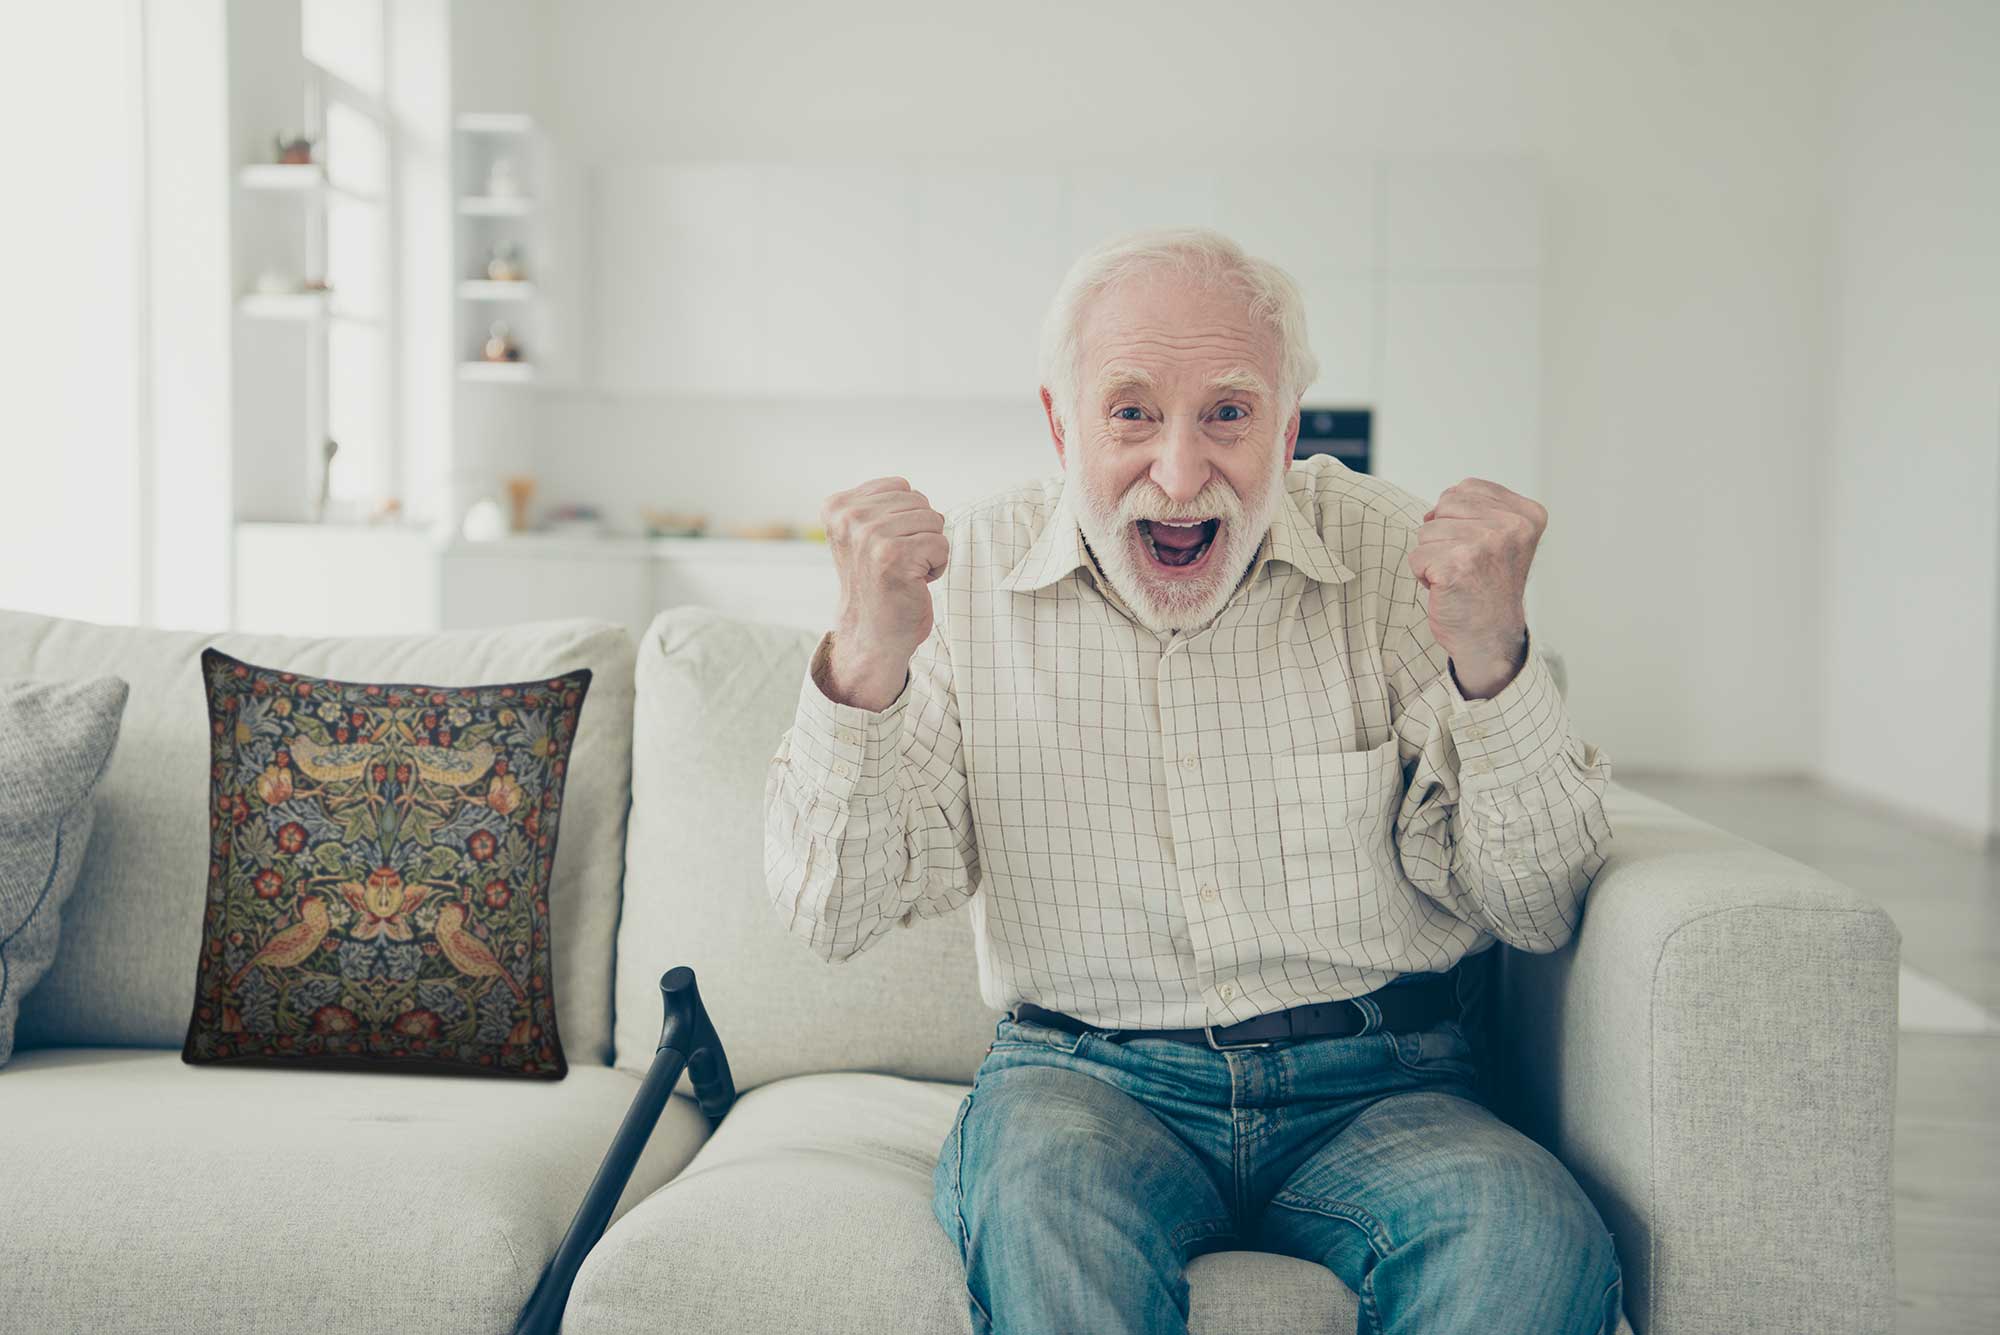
[1491,783,1900,1335]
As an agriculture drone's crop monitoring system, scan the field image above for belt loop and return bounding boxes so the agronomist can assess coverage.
[1349,994,1384,1035]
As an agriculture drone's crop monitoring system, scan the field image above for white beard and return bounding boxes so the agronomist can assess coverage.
[1070,463,1287,634]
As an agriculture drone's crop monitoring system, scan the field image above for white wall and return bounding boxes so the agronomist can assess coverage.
[145,0,233,631]
[1819,1,2000,837]
[531,0,1836,774]
[0,1,146,625]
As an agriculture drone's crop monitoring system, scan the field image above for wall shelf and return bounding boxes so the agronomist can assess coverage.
[239,163,325,191]
[458,360,534,383]
[457,279,536,301]
[458,195,534,216]
[238,291,329,320]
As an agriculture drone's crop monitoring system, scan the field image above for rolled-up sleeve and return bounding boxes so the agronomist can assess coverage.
[1385,593,1615,955]
[763,625,979,963]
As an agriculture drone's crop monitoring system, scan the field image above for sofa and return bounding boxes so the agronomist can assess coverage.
[0,604,1900,1335]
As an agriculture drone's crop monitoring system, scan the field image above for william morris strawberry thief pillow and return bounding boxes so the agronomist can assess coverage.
[181,649,591,1079]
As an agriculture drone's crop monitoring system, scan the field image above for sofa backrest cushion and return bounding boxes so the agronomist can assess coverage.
[615,608,1000,1091]
[0,611,634,1066]
[0,676,130,1067]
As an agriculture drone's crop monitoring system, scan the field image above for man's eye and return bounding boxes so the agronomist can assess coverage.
[1215,404,1247,422]
[1113,406,1144,421]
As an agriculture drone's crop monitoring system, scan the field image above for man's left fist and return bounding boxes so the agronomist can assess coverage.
[1408,477,1547,699]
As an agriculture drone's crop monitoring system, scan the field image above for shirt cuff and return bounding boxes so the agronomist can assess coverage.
[781,632,912,805]
[1445,628,1569,790]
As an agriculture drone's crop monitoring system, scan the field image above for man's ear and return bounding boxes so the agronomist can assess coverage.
[1040,386,1066,468]
[1281,405,1301,472]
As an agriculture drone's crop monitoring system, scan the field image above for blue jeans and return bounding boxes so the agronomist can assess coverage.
[930,983,1623,1334]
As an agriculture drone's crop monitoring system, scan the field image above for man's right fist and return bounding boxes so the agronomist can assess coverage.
[819,477,947,709]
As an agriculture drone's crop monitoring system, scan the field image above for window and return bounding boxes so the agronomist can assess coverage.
[305,0,394,512]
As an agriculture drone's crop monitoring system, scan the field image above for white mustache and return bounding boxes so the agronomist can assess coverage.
[1114,482,1242,526]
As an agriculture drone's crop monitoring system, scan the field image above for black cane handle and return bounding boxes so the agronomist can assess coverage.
[511,966,735,1334]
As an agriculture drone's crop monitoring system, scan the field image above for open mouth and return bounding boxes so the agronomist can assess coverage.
[1137,518,1221,573]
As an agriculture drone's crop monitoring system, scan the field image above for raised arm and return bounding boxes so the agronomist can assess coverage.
[1384,478,1613,953]
[761,477,978,963]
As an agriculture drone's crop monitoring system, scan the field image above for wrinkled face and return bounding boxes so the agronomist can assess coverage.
[1046,271,1299,633]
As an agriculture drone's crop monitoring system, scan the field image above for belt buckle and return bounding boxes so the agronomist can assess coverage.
[1204,1021,1276,1052]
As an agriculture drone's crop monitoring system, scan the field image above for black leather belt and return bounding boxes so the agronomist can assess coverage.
[1012,968,1462,1052]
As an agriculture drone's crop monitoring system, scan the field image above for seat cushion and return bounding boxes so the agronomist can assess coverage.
[0,612,634,1067]
[562,1070,1362,1335]
[0,1047,712,1334]
[614,608,1000,1092]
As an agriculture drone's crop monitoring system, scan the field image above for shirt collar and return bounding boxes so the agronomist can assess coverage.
[998,472,1357,594]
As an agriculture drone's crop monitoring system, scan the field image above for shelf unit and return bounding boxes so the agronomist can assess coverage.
[452,112,543,382]
[450,111,550,536]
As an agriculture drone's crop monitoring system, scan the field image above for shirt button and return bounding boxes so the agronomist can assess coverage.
[832,761,851,778]
[842,729,861,745]
[1463,758,1492,776]
[1200,883,1218,903]
[1465,724,1488,740]
[1180,754,1198,773]
[1218,983,1236,1001]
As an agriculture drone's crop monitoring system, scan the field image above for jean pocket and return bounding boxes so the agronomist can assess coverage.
[990,1015,1088,1056]
[1387,1017,1478,1079]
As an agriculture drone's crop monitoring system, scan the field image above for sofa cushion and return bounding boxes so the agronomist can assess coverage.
[615,608,1000,1092]
[0,676,129,1067]
[0,1046,711,1334]
[562,1070,1363,1335]
[181,649,591,1079]
[0,612,634,1066]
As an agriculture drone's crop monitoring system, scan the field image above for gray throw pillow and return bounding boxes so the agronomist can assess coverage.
[1,676,130,1067]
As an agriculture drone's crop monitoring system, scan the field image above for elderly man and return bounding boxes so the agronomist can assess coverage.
[764,228,1622,1335]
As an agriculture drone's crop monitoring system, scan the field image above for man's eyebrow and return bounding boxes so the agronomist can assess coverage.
[1095,366,1158,398]
[1206,368,1271,397]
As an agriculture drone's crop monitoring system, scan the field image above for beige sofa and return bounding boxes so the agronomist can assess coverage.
[0,606,1899,1334]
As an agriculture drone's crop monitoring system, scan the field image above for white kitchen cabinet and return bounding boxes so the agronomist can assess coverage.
[912,170,1070,398]
[592,164,761,395]
[234,523,441,635]
[650,539,838,633]
[437,538,835,642]
[1066,168,1219,257]
[440,541,655,637]
[1375,279,1542,506]
[1213,158,1377,275]
[759,166,913,396]
[1382,157,1542,275]
[1297,273,1379,404]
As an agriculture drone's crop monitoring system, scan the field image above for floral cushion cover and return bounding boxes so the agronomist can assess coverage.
[181,649,591,1078]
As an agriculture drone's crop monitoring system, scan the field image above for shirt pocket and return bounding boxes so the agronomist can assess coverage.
[1267,738,1402,909]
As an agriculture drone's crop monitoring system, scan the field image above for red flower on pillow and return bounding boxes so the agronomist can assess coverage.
[310,1005,359,1036]
[467,830,497,862]
[392,1009,441,1040]
[277,822,307,854]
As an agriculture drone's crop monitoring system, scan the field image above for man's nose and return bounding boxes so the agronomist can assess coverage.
[1149,420,1211,504]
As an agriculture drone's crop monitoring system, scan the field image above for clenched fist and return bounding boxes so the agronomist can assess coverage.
[819,477,949,711]
[1408,477,1546,700]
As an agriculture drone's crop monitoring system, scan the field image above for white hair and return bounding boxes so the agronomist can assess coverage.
[1036,227,1319,430]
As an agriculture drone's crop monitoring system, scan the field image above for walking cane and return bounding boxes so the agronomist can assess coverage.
[512,966,737,1335]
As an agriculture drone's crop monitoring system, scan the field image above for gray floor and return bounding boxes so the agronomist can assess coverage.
[1620,774,1999,1335]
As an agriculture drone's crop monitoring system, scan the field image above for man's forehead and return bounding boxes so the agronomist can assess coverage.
[1094,361,1272,397]
[1078,274,1279,391]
